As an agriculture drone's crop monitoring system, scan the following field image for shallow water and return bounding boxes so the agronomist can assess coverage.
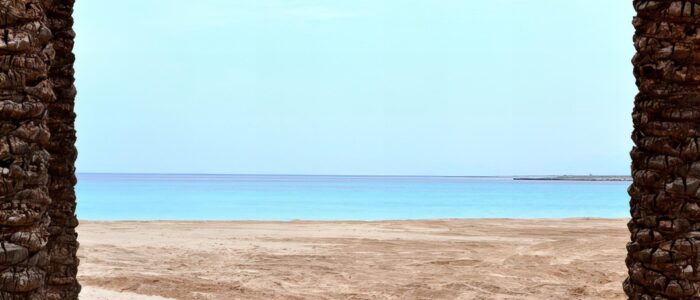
[76,174,630,220]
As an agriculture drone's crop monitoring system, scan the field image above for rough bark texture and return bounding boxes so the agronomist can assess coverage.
[44,1,78,299]
[626,1,700,299]
[0,0,56,298]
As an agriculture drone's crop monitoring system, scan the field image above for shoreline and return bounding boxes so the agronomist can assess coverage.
[76,217,629,223]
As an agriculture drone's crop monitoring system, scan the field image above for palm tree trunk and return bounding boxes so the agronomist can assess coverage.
[0,0,56,298]
[626,1,700,298]
[45,1,79,299]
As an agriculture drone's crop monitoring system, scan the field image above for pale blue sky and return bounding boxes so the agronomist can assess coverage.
[74,0,636,176]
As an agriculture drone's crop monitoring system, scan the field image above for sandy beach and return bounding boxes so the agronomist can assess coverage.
[78,219,628,300]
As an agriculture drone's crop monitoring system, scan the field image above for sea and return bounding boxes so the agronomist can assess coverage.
[75,173,630,221]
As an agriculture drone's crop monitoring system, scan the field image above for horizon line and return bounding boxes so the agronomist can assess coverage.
[75,172,631,178]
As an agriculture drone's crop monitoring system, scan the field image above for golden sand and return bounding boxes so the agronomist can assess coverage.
[78,219,628,300]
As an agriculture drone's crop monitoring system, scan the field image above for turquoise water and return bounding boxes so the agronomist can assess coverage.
[76,174,630,220]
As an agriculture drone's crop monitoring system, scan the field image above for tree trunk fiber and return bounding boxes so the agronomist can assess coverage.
[0,0,79,298]
[44,1,79,299]
[626,1,700,299]
[0,0,56,298]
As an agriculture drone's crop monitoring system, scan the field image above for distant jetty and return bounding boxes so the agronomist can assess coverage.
[513,176,631,182]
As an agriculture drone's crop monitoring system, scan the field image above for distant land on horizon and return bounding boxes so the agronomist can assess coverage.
[513,175,631,182]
